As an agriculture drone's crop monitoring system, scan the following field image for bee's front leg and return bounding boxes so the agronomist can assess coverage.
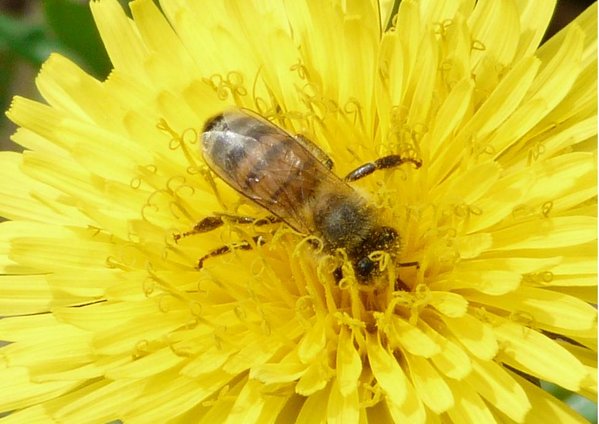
[344,154,422,182]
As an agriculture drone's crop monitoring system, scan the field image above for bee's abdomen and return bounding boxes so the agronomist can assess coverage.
[201,113,322,221]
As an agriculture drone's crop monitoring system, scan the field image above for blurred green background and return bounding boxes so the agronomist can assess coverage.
[0,0,596,422]
[0,0,130,148]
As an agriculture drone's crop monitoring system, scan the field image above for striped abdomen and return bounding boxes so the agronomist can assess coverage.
[201,109,341,233]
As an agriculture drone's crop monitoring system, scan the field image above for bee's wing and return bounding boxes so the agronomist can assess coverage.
[201,109,345,234]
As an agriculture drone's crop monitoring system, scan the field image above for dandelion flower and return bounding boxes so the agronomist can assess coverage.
[1,0,597,422]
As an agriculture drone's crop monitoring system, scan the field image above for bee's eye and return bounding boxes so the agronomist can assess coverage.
[356,257,375,278]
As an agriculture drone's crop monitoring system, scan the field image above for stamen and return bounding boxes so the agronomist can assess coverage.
[343,98,364,128]
[360,381,383,408]
[471,39,486,51]
[203,72,248,103]
[523,271,554,285]
[541,201,554,217]
[295,296,315,327]
[133,340,150,359]
[509,311,538,333]
[290,59,309,80]
[105,255,134,272]
[293,235,324,256]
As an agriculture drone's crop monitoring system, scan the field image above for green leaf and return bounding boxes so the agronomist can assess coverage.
[0,49,17,114]
[0,14,60,66]
[43,0,111,78]
[542,381,598,423]
[567,394,598,423]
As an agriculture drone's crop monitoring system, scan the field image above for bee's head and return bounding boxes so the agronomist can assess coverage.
[352,226,399,281]
[354,256,376,279]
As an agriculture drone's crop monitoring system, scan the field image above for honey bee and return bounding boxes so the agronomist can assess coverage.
[185,108,421,284]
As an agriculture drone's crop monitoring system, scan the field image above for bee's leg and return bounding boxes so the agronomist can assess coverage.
[215,212,280,227]
[197,235,266,269]
[174,214,280,241]
[394,261,420,291]
[295,134,334,170]
[394,278,410,291]
[397,260,420,268]
[344,154,422,182]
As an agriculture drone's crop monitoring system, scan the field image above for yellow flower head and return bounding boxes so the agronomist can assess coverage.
[1,0,597,422]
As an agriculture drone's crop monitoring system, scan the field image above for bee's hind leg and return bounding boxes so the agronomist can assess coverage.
[344,154,422,182]
[174,214,280,241]
[197,235,266,269]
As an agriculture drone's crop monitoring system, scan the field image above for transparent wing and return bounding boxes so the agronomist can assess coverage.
[201,109,351,234]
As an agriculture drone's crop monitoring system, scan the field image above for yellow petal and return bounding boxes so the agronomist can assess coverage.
[53,299,160,331]
[512,372,590,424]
[130,0,194,72]
[445,377,497,424]
[222,334,282,375]
[430,161,500,205]
[0,367,78,411]
[464,169,532,234]
[250,352,306,385]
[0,405,52,424]
[537,2,596,62]
[0,314,64,342]
[430,335,472,380]
[405,33,438,129]
[405,354,454,414]
[494,319,586,391]
[296,385,329,424]
[387,316,441,358]
[490,216,596,251]
[335,326,362,396]
[468,0,520,66]
[428,291,469,317]
[385,379,426,424]
[122,371,230,423]
[513,0,556,58]
[489,26,584,158]
[2,330,92,376]
[181,345,234,377]
[434,269,521,295]
[443,313,498,360]
[298,318,326,363]
[537,117,597,160]
[93,310,190,355]
[0,275,53,316]
[467,287,597,332]
[465,358,531,422]
[366,333,407,407]
[525,152,596,210]
[295,356,331,396]
[428,78,474,157]
[90,0,148,78]
[327,381,359,424]
[106,347,184,379]
[0,152,87,225]
[54,379,144,423]
[225,379,265,424]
